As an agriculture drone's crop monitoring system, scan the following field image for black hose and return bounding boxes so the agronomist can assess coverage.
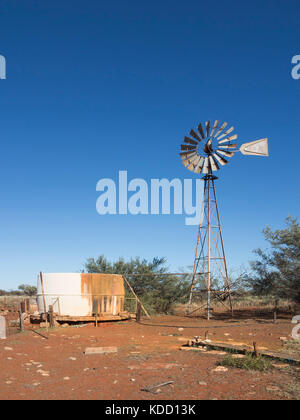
[135,320,290,329]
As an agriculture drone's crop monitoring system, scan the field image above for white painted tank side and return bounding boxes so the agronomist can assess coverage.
[37,273,90,316]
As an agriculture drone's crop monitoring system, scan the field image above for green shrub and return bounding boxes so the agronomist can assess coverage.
[219,353,272,372]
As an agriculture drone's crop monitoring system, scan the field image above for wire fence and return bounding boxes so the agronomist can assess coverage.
[0,296,35,337]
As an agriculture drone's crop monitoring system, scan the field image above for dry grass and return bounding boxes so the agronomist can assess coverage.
[175,296,293,315]
[282,339,300,357]
[284,380,300,400]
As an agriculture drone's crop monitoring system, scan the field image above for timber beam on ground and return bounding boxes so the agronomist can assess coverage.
[180,339,300,365]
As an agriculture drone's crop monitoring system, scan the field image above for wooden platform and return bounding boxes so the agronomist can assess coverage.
[30,311,132,323]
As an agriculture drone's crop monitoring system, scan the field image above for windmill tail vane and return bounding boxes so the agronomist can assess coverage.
[180,120,269,319]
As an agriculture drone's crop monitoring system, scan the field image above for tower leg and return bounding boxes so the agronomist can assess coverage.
[207,176,211,320]
[187,178,207,315]
[212,182,234,318]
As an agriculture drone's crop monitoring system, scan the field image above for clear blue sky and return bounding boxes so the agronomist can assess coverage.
[0,0,299,289]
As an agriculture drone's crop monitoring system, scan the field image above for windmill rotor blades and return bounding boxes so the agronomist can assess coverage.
[186,160,197,171]
[190,129,202,142]
[210,120,220,137]
[213,152,228,166]
[197,123,205,139]
[179,119,268,175]
[181,156,197,165]
[205,121,211,137]
[216,149,234,157]
[184,136,198,146]
[209,155,219,171]
[181,144,197,151]
[187,156,201,171]
[194,156,205,173]
[181,155,202,173]
[182,156,198,169]
[202,157,210,174]
[218,134,238,144]
[180,150,195,156]
[180,151,197,160]
[180,150,197,160]
[218,143,238,149]
[213,122,228,138]
[240,138,269,156]
[217,126,234,140]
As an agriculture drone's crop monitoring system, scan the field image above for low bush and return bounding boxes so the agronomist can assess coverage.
[219,353,272,372]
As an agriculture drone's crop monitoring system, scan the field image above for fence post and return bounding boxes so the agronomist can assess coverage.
[25,298,30,313]
[48,305,55,328]
[136,302,142,322]
[19,310,24,332]
[274,299,279,323]
[253,341,258,358]
[0,315,6,339]
[20,300,26,314]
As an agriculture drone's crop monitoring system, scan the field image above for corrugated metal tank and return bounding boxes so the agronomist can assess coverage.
[37,273,125,317]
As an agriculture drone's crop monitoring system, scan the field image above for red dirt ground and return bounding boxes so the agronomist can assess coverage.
[0,314,299,400]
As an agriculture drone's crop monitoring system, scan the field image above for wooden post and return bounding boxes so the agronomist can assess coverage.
[25,298,30,313]
[0,315,7,339]
[136,302,141,322]
[274,299,278,324]
[48,305,55,328]
[123,276,151,319]
[19,310,24,332]
[253,341,258,358]
[20,301,26,314]
[40,272,49,333]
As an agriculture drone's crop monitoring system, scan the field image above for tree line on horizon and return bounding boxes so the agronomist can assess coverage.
[1,216,299,312]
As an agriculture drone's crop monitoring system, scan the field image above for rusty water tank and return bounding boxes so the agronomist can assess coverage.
[37,273,125,318]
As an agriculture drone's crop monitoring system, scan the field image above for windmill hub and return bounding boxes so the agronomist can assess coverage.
[203,139,213,154]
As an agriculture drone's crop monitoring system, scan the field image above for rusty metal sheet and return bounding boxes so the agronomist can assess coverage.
[81,274,125,316]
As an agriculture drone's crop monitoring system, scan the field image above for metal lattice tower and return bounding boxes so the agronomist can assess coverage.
[187,172,232,319]
[179,120,269,320]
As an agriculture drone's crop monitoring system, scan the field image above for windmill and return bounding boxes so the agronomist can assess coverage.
[180,120,268,320]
